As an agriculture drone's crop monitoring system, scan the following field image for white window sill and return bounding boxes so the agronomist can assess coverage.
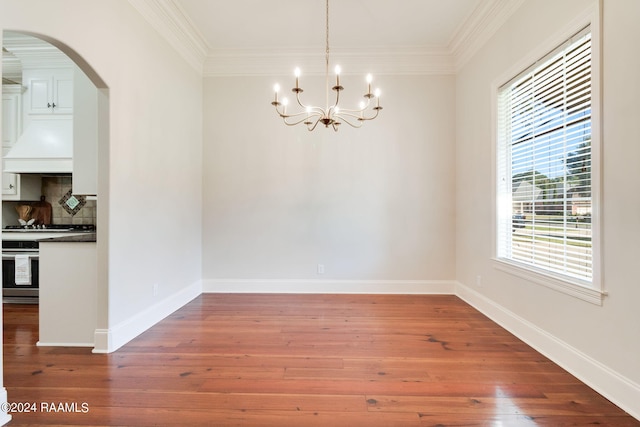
[492,258,605,306]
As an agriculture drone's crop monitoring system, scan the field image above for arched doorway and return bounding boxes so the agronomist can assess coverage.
[1,31,109,350]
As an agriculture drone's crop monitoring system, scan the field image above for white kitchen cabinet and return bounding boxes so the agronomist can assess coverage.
[2,84,39,199]
[1,146,18,196]
[1,167,42,201]
[2,86,21,196]
[2,85,22,146]
[22,68,73,116]
[2,159,18,196]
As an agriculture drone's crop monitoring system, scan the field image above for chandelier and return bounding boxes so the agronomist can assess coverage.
[271,0,383,131]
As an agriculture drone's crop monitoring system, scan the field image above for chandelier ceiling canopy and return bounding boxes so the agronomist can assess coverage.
[271,0,383,131]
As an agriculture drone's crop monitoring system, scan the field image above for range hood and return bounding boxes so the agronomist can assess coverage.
[4,116,72,173]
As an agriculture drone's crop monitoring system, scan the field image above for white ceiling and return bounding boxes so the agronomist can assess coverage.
[177,0,482,51]
[3,0,524,77]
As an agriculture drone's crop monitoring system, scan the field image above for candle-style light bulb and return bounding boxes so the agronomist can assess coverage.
[335,65,341,87]
[374,88,381,107]
[366,74,373,95]
[282,97,289,114]
[294,67,301,89]
[273,83,280,103]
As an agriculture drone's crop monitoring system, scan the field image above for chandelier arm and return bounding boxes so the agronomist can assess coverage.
[282,115,316,127]
[333,115,364,128]
[276,105,327,127]
[274,104,317,121]
[307,116,323,131]
[336,106,370,114]
[340,100,371,113]
[306,107,326,116]
[294,90,310,110]
[334,111,363,119]
[287,92,328,118]
[336,110,381,122]
[333,94,375,114]
[282,110,317,119]
[275,102,324,120]
[358,108,382,121]
[335,99,380,117]
[275,107,310,120]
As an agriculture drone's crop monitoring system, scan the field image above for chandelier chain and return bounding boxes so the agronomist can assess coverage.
[325,0,330,110]
[325,0,330,64]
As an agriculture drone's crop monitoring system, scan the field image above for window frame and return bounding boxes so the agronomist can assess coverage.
[491,4,604,305]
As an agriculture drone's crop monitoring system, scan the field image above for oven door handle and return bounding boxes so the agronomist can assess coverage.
[2,253,39,261]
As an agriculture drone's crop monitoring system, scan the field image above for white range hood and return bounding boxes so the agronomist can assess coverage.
[4,116,73,173]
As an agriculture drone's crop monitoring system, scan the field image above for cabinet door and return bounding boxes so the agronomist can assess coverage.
[2,90,21,146]
[2,147,17,196]
[52,69,73,114]
[1,173,18,196]
[26,75,54,114]
[2,87,21,197]
[24,69,73,115]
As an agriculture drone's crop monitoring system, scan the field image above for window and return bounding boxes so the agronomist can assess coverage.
[496,26,600,296]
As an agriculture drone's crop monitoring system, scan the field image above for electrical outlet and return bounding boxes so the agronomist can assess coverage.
[152,283,159,296]
[476,275,482,287]
[317,264,325,274]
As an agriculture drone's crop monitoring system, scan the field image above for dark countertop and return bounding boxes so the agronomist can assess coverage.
[38,233,96,243]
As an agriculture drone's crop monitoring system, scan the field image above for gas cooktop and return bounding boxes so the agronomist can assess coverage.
[3,224,96,232]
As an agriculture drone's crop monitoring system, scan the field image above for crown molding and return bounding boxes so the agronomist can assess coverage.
[449,0,526,71]
[129,0,525,77]
[127,0,209,74]
[203,47,454,77]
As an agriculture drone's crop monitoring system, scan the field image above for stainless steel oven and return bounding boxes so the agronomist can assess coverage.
[2,240,39,303]
[2,224,95,303]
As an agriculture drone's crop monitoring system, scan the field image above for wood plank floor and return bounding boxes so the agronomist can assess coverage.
[3,294,638,426]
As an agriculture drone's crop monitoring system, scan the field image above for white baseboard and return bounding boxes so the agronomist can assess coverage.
[92,280,202,354]
[36,341,94,347]
[203,279,456,294]
[455,281,640,421]
[0,387,11,426]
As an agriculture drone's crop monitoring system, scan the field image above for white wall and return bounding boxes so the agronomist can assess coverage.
[455,0,640,418]
[0,0,203,351]
[202,74,456,291]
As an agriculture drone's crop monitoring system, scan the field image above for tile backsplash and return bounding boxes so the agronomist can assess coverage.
[2,175,97,228]
[42,176,96,225]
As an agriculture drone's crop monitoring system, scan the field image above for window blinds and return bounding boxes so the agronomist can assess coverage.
[497,27,592,282]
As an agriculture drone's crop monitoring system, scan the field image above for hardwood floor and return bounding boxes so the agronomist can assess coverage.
[2,294,638,426]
